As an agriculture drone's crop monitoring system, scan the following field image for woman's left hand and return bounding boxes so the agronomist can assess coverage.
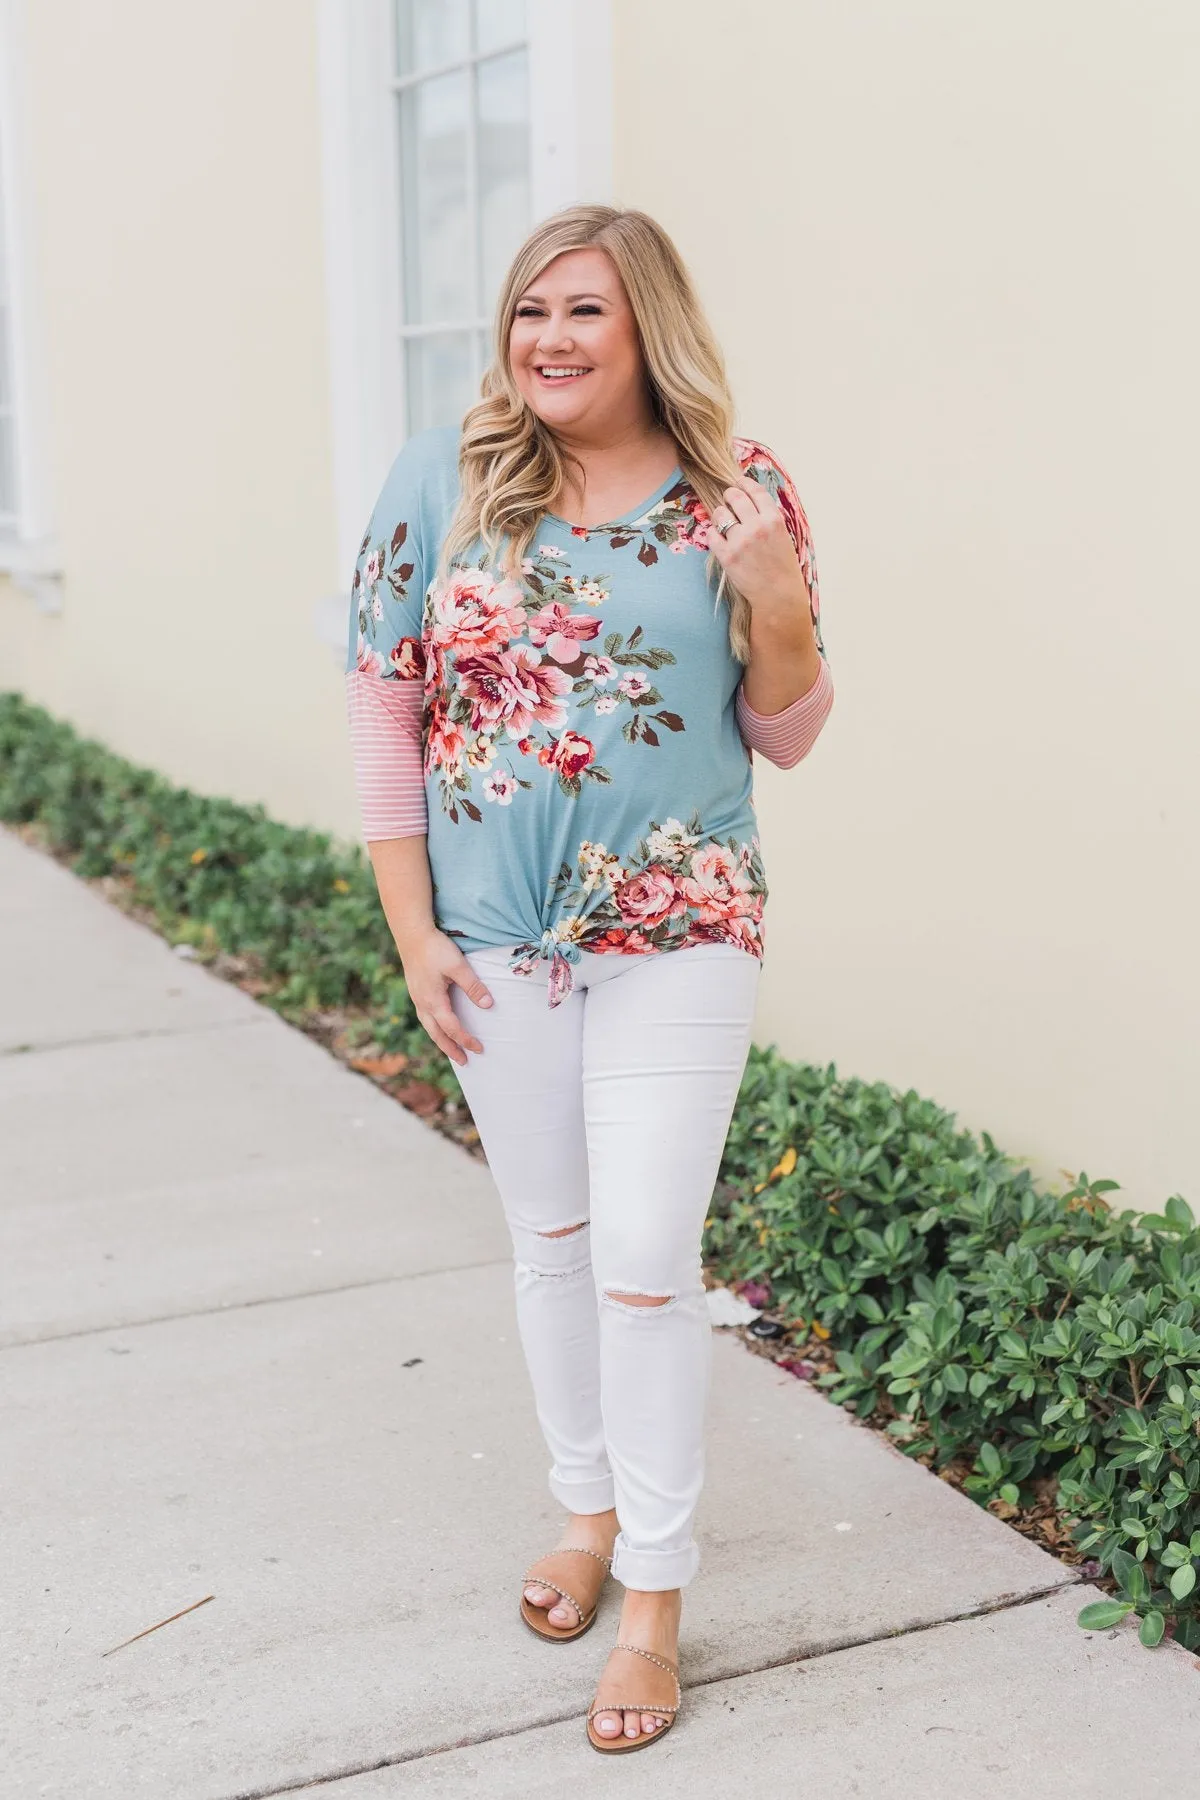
[706,475,808,611]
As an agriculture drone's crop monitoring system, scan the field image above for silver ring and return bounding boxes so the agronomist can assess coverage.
[716,515,735,537]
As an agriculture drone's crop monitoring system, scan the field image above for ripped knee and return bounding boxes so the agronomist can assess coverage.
[602,1287,676,1311]
[513,1216,592,1281]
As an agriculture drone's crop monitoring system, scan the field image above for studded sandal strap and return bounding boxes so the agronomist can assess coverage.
[522,1575,585,1616]
[586,1641,682,1721]
[524,1546,613,1579]
[523,1547,612,1620]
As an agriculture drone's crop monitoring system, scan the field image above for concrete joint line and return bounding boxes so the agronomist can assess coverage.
[0,1013,264,1059]
[214,1575,1085,1800]
[0,1256,515,1353]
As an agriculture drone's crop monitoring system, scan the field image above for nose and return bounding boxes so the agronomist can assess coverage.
[535,313,575,356]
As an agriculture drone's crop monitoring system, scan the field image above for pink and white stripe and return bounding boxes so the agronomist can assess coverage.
[345,669,428,841]
[734,656,835,771]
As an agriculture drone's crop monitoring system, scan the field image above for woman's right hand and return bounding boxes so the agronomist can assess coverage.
[397,928,494,1067]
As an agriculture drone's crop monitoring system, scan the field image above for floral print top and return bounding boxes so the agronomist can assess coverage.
[346,425,829,1004]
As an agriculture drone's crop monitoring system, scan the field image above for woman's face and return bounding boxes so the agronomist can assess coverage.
[508,247,649,439]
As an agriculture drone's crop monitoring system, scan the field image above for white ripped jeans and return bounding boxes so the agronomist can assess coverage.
[449,941,760,1591]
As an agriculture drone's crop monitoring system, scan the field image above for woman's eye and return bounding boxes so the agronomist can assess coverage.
[573,305,601,316]
[514,306,542,318]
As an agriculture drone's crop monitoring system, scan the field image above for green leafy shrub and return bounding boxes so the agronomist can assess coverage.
[708,1047,1200,1649]
[3,691,1197,1647]
[0,692,443,1076]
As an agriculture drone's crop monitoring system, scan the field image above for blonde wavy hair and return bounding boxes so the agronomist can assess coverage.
[439,204,753,660]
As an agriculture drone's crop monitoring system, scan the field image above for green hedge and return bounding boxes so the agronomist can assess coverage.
[3,691,1197,1650]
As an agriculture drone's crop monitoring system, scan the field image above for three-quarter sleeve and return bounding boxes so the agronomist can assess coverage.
[344,437,432,840]
[732,436,834,769]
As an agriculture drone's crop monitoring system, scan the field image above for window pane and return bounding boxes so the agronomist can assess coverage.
[405,332,477,435]
[476,50,531,316]
[395,0,469,77]
[399,70,471,325]
[475,0,526,55]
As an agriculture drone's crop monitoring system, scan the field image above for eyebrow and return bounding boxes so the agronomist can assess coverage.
[516,291,611,305]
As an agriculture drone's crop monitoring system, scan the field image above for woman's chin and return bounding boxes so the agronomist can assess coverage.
[519,382,599,430]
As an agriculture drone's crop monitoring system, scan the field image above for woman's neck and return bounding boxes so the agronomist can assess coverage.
[550,420,679,527]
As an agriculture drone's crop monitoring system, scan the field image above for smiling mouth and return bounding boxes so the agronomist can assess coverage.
[535,366,593,381]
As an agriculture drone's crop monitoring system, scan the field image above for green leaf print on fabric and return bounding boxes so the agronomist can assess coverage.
[352,520,419,679]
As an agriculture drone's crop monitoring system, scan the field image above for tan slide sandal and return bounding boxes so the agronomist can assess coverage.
[519,1545,613,1642]
[585,1642,682,1753]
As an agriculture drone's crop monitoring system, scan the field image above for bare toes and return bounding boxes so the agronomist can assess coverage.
[593,1709,622,1738]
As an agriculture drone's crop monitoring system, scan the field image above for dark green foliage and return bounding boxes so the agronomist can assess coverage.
[709,1046,1199,1648]
[3,691,1197,1647]
[0,691,438,1070]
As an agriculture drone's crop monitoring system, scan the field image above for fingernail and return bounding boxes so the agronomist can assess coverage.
[479,994,494,1007]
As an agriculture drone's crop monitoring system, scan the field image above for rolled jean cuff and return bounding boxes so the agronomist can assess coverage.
[610,1532,700,1591]
[549,1467,616,1515]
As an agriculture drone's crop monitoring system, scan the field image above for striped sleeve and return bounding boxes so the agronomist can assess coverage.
[345,670,428,840]
[736,656,834,769]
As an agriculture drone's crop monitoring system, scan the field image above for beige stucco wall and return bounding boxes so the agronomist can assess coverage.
[3,0,1195,1208]
[614,0,1200,1206]
[0,0,358,833]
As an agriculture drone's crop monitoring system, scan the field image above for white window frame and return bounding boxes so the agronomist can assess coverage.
[392,19,528,392]
[0,0,61,610]
[316,0,612,631]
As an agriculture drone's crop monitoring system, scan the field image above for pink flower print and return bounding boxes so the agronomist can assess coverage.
[456,646,571,738]
[389,636,423,681]
[594,694,619,715]
[426,708,467,775]
[618,672,651,699]
[690,843,740,888]
[356,634,385,677]
[527,601,603,665]
[679,493,713,550]
[430,568,527,656]
[668,540,688,554]
[570,526,590,539]
[538,730,595,778]
[482,770,516,805]
[613,865,680,927]
[363,549,383,587]
[371,594,384,619]
[537,544,567,560]
[678,842,756,925]
[583,654,617,685]
[547,951,575,1006]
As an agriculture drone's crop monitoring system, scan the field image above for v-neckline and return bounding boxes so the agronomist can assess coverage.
[543,465,684,534]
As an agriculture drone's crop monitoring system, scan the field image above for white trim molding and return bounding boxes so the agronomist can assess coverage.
[528,0,612,219]
[316,0,614,622]
[317,0,405,592]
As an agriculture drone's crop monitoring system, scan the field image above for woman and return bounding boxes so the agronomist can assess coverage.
[345,205,833,1755]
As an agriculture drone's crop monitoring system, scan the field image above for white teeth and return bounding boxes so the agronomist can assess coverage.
[539,367,589,378]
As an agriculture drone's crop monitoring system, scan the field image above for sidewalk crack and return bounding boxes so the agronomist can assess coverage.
[0,1013,263,1059]
[212,1577,1085,1799]
[0,1258,514,1352]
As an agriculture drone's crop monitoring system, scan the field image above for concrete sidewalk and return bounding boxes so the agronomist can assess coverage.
[2,824,1197,1798]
